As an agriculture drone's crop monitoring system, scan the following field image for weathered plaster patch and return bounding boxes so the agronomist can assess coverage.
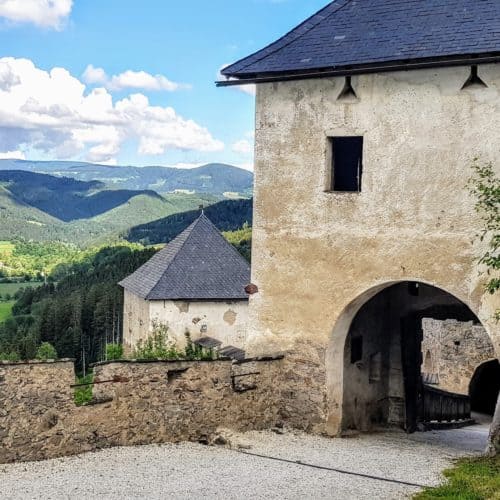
[224,309,237,325]
[175,302,190,313]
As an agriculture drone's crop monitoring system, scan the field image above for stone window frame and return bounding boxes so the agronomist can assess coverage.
[323,129,366,194]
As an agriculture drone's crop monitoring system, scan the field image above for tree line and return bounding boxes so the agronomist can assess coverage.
[0,245,155,371]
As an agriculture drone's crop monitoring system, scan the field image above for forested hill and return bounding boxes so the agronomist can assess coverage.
[0,170,163,222]
[126,198,253,245]
[0,245,156,368]
[0,170,218,245]
[0,160,253,197]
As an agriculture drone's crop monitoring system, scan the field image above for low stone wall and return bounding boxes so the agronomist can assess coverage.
[0,356,296,464]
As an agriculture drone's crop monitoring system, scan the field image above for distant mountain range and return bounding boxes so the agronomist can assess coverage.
[0,160,253,197]
[0,162,253,246]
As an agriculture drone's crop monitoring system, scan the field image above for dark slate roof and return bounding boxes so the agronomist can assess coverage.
[119,213,250,300]
[221,0,500,80]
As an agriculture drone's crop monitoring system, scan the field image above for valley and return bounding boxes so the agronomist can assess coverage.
[0,161,253,246]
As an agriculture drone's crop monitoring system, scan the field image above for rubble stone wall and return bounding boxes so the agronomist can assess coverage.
[0,355,320,464]
[421,319,496,394]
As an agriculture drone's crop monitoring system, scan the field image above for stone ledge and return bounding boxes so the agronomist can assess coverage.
[233,354,285,365]
[0,358,75,366]
[91,357,232,367]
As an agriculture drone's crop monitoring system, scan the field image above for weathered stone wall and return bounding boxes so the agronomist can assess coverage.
[421,318,496,395]
[0,360,75,463]
[123,291,249,351]
[250,64,500,435]
[0,356,315,464]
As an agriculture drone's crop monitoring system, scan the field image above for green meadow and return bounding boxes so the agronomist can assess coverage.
[0,302,13,322]
[0,241,15,254]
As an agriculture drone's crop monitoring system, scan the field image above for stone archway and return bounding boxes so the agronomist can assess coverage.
[326,280,496,436]
[470,359,500,417]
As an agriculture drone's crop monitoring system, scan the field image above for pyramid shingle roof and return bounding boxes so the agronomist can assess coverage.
[119,214,250,300]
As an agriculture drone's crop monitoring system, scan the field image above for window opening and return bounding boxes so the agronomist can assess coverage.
[330,136,363,192]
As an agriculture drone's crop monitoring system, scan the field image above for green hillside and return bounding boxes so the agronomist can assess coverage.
[0,171,218,246]
[0,184,66,241]
[126,198,253,245]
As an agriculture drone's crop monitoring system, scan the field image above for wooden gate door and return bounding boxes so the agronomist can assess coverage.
[400,314,424,433]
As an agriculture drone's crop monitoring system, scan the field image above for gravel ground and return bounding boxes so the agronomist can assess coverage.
[0,424,489,500]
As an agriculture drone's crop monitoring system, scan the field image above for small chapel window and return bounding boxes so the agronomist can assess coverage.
[329,136,363,192]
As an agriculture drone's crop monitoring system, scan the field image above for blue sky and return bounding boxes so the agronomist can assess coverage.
[0,0,328,169]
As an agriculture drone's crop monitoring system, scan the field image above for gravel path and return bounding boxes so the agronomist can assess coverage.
[0,424,489,500]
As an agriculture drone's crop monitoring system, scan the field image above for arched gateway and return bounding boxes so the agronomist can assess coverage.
[326,281,496,435]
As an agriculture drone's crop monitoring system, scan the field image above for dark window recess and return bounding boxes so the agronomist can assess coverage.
[331,136,363,192]
[351,336,363,364]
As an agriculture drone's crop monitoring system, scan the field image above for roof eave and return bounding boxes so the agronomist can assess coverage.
[217,53,500,87]
[146,296,250,301]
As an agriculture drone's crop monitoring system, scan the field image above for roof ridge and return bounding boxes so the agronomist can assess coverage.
[145,214,204,300]
[223,0,352,75]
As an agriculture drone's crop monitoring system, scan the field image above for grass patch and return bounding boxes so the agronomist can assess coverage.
[74,373,94,406]
[0,241,14,254]
[0,301,13,322]
[414,455,500,500]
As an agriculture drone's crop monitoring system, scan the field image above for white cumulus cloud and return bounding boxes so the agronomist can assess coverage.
[83,65,189,92]
[0,0,72,29]
[0,150,25,159]
[81,64,107,85]
[0,57,223,164]
[232,139,253,155]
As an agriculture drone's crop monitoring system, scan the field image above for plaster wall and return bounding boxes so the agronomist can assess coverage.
[250,64,500,435]
[123,290,150,350]
[123,291,248,350]
[149,300,248,348]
